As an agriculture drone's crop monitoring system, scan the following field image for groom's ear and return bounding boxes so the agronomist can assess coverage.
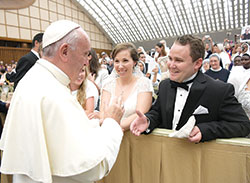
[194,58,203,70]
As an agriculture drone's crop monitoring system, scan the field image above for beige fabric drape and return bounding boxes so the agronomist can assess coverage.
[2,129,250,183]
[98,129,250,183]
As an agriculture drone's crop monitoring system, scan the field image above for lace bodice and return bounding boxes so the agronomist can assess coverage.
[102,76,153,120]
[238,84,250,119]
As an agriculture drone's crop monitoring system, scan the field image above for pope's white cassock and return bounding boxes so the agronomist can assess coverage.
[0,59,123,183]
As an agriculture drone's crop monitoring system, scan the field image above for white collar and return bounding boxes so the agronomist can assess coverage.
[37,59,70,87]
[183,72,198,83]
[210,67,222,72]
[31,49,40,59]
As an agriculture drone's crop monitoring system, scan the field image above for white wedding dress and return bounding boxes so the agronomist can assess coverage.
[102,76,153,121]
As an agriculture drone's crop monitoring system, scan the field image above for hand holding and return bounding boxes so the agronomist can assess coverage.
[130,110,149,136]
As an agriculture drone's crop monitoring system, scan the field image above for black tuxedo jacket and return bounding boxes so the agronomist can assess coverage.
[146,71,250,142]
[14,51,39,89]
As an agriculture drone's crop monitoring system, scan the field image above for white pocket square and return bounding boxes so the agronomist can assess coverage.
[169,115,196,138]
[193,105,209,115]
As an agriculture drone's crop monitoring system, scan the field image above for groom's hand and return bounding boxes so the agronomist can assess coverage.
[130,110,149,136]
[188,126,202,143]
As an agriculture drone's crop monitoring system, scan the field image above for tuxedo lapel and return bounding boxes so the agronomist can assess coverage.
[165,81,177,129]
[176,72,207,130]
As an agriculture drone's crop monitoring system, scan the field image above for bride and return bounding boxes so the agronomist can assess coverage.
[100,43,153,131]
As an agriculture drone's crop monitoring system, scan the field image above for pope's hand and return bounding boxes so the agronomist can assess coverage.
[130,110,149,136]
[104,96,124,124]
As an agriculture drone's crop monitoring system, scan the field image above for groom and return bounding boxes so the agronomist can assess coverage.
[130,35,250,143]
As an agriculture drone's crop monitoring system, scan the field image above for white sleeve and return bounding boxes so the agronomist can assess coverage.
[71,118,123,182]
[86,80,99,108]
[13,119,123,183]
[96,69,109,89]
[227,66,245,97]
[137,77,154,93]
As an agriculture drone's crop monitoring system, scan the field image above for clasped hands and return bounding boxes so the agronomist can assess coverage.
[130,110,202,143]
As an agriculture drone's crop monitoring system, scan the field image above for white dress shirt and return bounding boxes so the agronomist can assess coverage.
[31,49,40,59]
[172,72,197,130]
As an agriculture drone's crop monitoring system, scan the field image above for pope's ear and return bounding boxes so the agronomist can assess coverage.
[59,43,69,63]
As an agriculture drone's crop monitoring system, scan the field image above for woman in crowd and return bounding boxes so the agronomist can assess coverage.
[101,43,153,131]
[88,48,109,95]
[155,42,167,61]
[213,43,231,69]
[155,42,169,80]
[201,59,210,73]
[205,53,230,82]
[69,66,99,117]
[138,60,146,75]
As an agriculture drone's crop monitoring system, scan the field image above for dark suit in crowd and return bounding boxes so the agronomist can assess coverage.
[13,33,43,90]
[14,51,39,89]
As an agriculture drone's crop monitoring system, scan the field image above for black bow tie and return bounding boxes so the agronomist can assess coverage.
[170,79,195,91]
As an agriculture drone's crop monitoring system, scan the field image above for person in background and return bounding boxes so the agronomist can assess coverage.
[231,43,242,58]
[99,52,110,68]
[155,43,167,61]
[0,100,9,137]
[138,52,147,74]
[13,33,43,89]
[138,60,146,75]
[155,42,169,81]
[138,46,155,78]
[88,48,109,95]
[228,53,250,119]
[233,55,242,66]
[0,61,4,70]
[241,43,250,56]
[224,39,233,58]
[0,20,124,183]
[130,34,250,143]
[202,35,213,59]
[205,53,230,82]
[154,39,169,59]
[107,58,114,74]
[213,43,231,69]
[228,55,242,71]
[201,59,210,73]
[69,66,98,117]
[241,27,250,40]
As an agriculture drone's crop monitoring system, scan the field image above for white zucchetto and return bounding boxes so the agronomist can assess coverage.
[42,20,80,49]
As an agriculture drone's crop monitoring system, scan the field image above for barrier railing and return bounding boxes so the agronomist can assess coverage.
[2,128,250,183]
[98,129,250,183]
